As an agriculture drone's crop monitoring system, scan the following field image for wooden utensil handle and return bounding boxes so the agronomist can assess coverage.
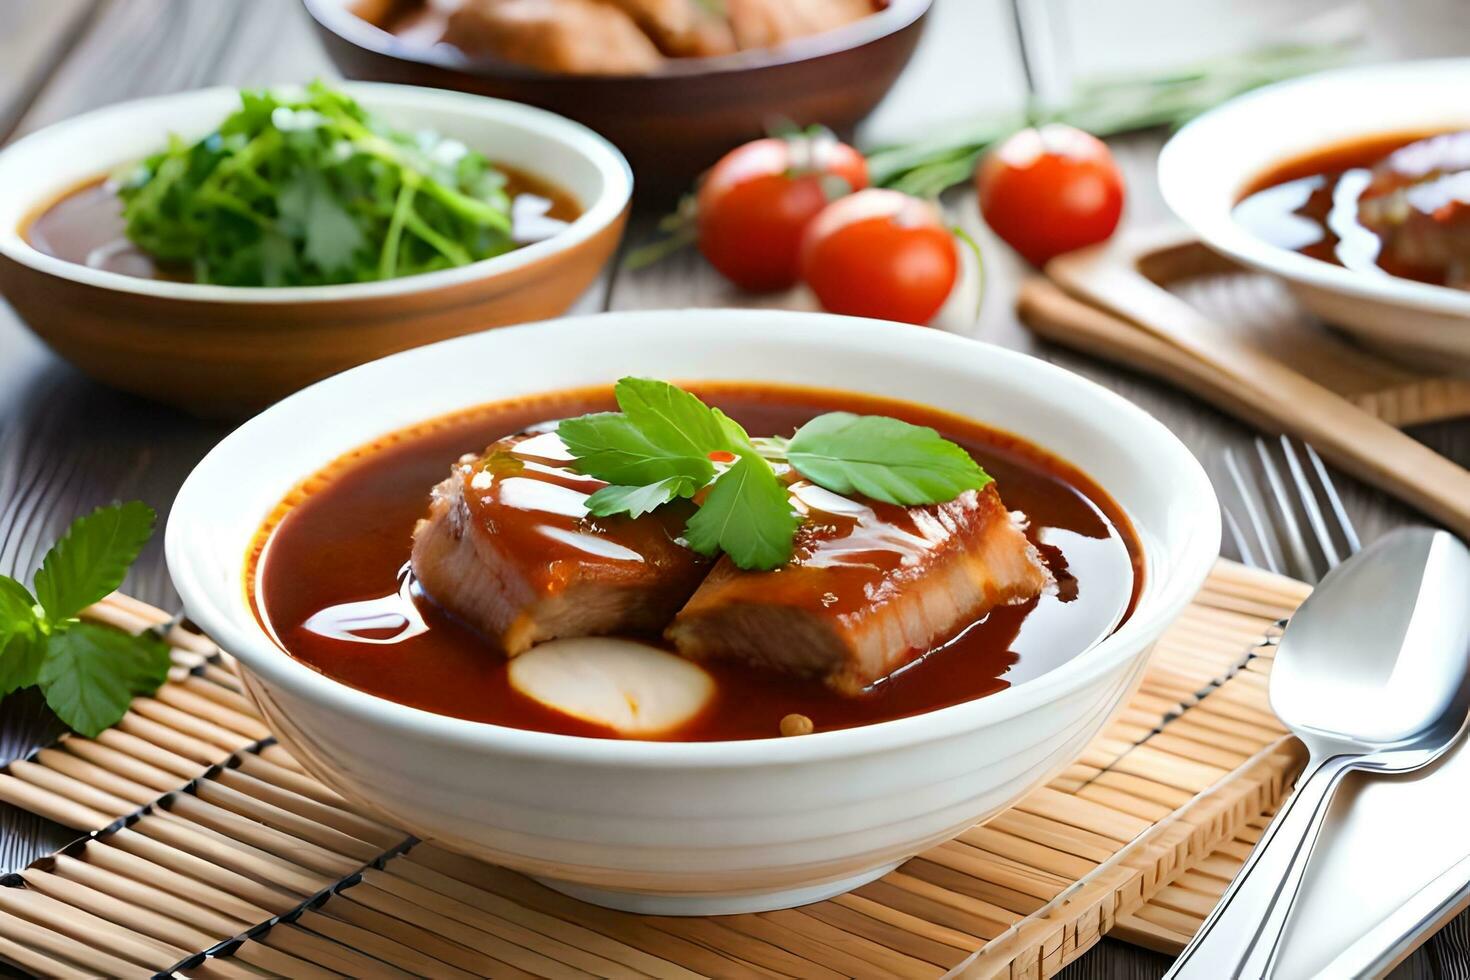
[1046,247,1470,542]
[1018,278,1289,435]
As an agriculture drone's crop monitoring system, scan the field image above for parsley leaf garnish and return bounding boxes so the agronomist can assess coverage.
[0,503,171,736]
[785,412,993,505]
[684,454,801,571]
[559,376,740,491]
[558,380,993,571]
[585,478,690,519]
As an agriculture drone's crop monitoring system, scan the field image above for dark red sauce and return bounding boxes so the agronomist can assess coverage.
[252,384,1142,741]
[1233,131,1464,287]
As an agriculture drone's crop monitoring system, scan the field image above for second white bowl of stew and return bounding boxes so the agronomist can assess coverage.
[1160,59,1470,371]
[166,309,1219,914]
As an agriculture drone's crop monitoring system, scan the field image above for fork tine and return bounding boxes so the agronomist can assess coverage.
[1224,446,1284,576]
[1254,437,1319,582]
[1303,442,1361,556]
[1222,498,1263,570]
[1278,435,1342,570]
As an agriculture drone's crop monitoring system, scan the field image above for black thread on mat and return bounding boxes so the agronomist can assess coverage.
[153,835,421,979]
[1071,619,1287,794]
[0,632,424,980]
[0,724,419,980]
[5,732,282,873]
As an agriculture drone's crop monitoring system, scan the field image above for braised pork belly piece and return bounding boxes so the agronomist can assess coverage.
[433,0,876,72]
[1358,130,1470,289]
[725,0,874,50]
[443,0,664,74]
[601,0,737,57]
[666,481,1050,695]
[410,427,710,655]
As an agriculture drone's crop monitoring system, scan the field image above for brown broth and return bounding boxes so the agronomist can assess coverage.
[252,384,1143,741]
[23,167,580,282]
[1233,131,1456,286]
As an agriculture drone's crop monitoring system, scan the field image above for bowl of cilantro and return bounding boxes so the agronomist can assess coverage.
[0,81,631,417]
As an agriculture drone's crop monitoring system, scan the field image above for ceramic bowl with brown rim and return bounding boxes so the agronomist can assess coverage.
[0,82,632,418]
[303,0,932,193]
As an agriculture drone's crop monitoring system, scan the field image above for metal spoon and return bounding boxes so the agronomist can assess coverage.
[1167,527,1470,978]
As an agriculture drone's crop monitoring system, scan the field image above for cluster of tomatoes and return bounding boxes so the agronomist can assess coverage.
[691,124,1125,325]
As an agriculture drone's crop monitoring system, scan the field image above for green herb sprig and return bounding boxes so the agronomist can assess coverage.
[558,379,991,570]
[117,81,515,286]
[869,40,1354,197]
[0,503,171,737]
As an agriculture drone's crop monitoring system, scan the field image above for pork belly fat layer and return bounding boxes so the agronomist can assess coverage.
[666,482,1050,695]
[410,429,709,656]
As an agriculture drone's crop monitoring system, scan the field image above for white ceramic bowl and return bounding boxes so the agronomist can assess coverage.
[0,82,632,416]
[165,310,1220,914]
[1158,59,1470,371]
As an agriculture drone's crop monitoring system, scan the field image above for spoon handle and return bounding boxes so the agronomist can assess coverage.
[1165,753,1357,979]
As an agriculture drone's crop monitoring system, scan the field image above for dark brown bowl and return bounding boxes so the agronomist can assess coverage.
[303,0,932,194]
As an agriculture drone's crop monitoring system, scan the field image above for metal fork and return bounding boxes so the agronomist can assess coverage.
[1217,435,1361,585]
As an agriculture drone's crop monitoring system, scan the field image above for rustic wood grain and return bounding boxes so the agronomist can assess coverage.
[0,1,98,143]
[0,1,1466,977]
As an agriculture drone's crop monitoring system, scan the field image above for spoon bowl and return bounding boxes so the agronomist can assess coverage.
[1170,528,1470,978]
[1271,528,1470,751]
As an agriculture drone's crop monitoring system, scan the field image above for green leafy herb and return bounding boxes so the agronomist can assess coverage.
[585,478,689,520]
[0,503,170,736]
[34,501,156,622]
[116,81,515,286]
[684,454,801,571]
[785,413,991,505]
[558,379,992,571]
[38,624,170,739]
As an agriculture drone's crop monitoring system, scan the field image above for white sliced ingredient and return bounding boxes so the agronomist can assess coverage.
[508,638,715,737]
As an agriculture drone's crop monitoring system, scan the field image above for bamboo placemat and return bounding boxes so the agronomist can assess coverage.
[1113,807,1280,957]
[0,559,1309,979]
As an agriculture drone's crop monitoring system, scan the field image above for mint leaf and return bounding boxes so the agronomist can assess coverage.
[0,576,42,696]
[0,575,37,624]
[558,412,715,489]
[585,478,692,519]
[786,413,992,506]
[33,502,156,623]
[37,622,171,738]
[684,454,799,571]
[0,631,44,698]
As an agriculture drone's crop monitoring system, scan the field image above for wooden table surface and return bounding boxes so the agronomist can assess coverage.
[2,1,1468,976]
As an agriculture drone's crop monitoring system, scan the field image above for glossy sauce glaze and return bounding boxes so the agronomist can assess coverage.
[253,384,1143,741]
[461,428,703,578]
[1233,131,1463,286]
[24,167,580,281]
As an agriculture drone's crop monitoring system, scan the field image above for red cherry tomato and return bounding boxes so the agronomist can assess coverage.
[800,189,958,325]
[696,134,869,292]
[976,123,1125,267]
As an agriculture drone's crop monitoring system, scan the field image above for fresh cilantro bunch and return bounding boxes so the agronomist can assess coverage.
[116,81,514,286]
[558,379,992,571]
[0,502,171,737]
